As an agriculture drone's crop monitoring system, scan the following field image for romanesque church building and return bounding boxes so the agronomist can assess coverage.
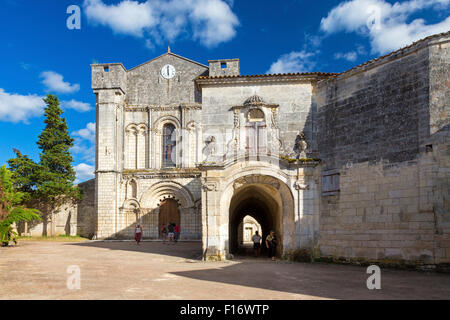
[72,31,449,266]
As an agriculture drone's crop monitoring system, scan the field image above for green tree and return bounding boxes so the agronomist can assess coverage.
[36,95,79,198]
[7,148,41,198]
[0,165,41,246]
[35,95,81,234]
[8,95,82,236]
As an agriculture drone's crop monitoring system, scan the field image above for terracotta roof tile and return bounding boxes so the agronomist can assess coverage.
[197,72,337,80]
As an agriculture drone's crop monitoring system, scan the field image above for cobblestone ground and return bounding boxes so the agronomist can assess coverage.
[1,241,450,300]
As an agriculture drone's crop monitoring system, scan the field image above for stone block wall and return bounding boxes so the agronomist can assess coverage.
[76,179,96,238]
[126,53,208,105]
[200,80,316,159]
[20,179,95,238]
[208,59,240,77]
[315,33,450,266]
[428,35,450,264]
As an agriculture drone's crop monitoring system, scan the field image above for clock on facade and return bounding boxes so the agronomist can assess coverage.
[161,64,176,79]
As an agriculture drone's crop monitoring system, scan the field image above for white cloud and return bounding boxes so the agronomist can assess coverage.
[84,0,156,37]
[0,88,45,123]
[267,51,317,74]
[189,0,239,47]
[83,0,239,47]
[74,163,95,184]
[73,122,96,144]
[334,51,358,62]
[62,99,92,112]
[72,122,96,164]
[40,71,80,94]
[320,0,450,54]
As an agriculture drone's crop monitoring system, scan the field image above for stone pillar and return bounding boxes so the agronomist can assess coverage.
[201,178,227,260]
[92,63,126,239]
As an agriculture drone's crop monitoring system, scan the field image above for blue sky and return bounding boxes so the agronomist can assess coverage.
[0,0,449,182]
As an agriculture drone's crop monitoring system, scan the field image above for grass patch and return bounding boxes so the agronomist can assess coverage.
[16,235,90,242]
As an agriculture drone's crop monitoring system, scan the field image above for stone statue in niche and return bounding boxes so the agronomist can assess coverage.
[292,132,308,159]
[202,136,216,162]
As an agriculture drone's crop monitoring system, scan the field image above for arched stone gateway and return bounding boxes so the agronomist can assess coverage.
[227,174,295,257]
[201,165,299,261]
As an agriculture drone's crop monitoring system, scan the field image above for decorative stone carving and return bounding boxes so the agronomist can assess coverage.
[233,109,240,128]
[232,175,281,190]
[292,132,308,159]
[244,94,265,106]
[202,182,217,192]
[271,107,279,129]
[203,136,216,161]
[294,180,309,190]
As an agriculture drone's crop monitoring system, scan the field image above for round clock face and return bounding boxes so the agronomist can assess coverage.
[161,64,176,79]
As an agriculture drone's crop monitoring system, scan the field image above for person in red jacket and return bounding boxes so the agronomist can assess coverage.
[174,224,180,243]
[135,224,143,245]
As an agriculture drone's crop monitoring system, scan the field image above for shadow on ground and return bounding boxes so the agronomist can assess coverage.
[169,260,450,300]
[69,240,203,260]
[64,241,450,299]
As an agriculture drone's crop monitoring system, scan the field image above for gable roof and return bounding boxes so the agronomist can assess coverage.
[128,52,209,72]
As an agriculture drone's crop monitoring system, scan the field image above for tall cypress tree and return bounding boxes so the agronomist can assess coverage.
[36,95,80,232]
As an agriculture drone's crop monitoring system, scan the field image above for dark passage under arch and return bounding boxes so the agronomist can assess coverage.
[229,185,281,256]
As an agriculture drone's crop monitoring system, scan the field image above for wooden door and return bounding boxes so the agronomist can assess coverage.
[159,199,180,238]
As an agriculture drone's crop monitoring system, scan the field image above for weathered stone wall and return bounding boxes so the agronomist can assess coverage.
[76,179,96,238]
[20,179,95,238]
[126,53,208,105]
[208,59,240,77]
[200,80,317,157]
[315,33,450,266]
[428,35,450,264]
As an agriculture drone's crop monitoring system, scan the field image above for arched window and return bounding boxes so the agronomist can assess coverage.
[245,108,267,154]
[162,123,176,167]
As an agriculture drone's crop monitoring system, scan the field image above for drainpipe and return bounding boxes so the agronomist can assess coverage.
[202,183,209,261]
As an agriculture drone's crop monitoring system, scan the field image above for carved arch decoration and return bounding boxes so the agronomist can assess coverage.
[124,123,148,169]
[139,180,195,210]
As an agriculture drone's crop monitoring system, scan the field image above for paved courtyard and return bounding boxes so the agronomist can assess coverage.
[1,241,450,300]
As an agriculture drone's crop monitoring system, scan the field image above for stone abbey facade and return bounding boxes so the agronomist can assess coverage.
[79,31,449,266]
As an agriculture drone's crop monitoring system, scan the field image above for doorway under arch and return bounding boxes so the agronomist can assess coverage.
[159,198,180,238]
[229,184,282,256]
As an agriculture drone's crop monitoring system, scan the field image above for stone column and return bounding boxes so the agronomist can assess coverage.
[201,178,226,260]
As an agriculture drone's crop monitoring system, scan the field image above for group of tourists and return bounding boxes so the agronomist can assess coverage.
[135,222,277,260]
[251,230,278,261]
[160,223,180,244]
[133,223,181,245]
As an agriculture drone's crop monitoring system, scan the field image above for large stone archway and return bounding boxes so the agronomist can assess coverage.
[226,174,295,257]
[229,183,282,255]
[201,164,296,260]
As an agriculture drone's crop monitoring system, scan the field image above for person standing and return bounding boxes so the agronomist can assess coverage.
[161,224,168,244]
[174,223,180,244]
[167,222,175,244]
[266,230,278,261]
[135,224,143,245]
[252,231,262,257]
